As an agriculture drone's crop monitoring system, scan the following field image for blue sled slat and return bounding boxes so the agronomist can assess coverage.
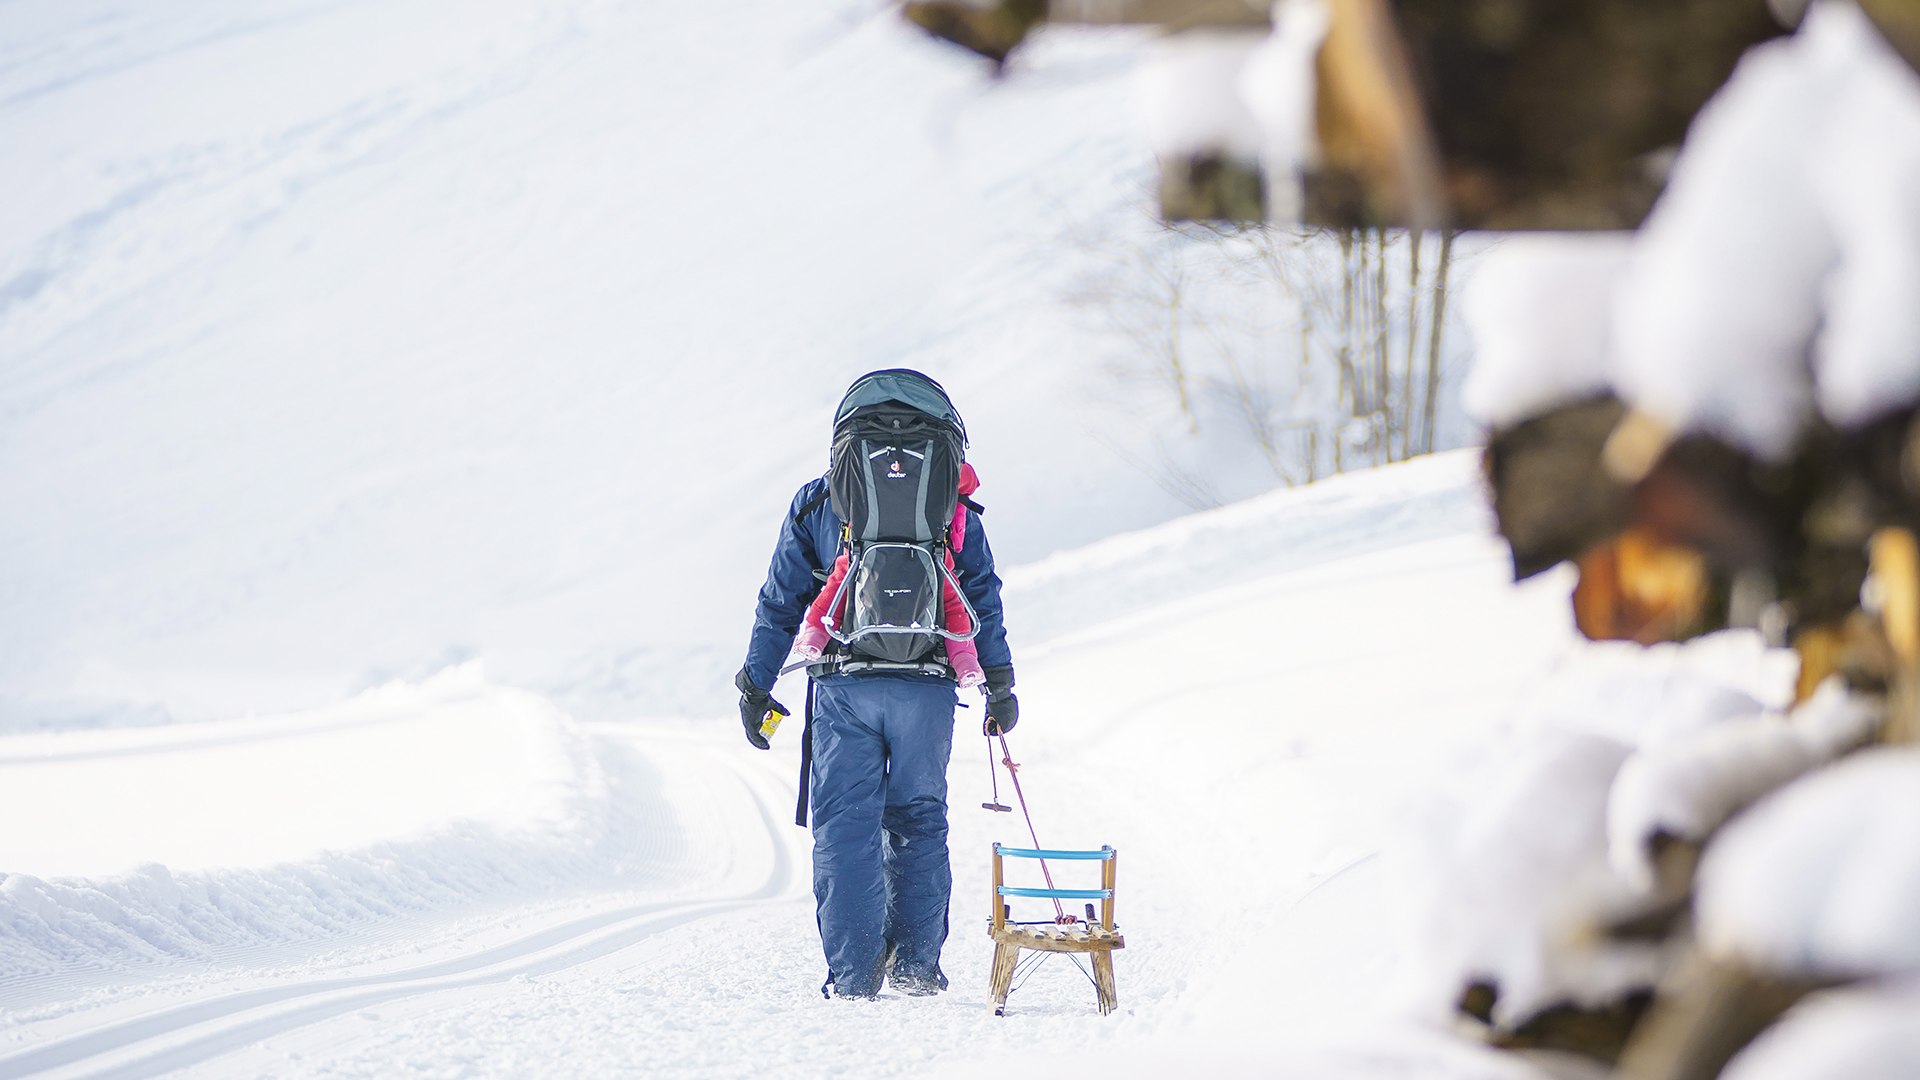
[993,845,1114,861]
[996,886,1112,900]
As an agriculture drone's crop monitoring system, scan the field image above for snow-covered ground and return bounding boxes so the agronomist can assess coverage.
[2,451,1587,1077]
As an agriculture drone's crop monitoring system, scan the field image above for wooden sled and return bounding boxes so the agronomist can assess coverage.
[987,843,1124,1016]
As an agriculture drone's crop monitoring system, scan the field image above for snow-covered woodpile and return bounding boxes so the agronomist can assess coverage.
[905,2,1920,1076]
[1453,6,1920,1076]
[1469,1,1920,713]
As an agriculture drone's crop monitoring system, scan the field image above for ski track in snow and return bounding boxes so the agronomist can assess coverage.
[0,727,804,1079]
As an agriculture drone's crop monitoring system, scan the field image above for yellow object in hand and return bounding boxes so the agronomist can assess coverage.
[759,707,786,740]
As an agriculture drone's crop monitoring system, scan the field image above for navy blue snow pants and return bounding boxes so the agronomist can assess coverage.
[809,675,958,997]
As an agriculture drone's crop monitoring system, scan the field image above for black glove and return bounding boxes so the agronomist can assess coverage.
[982,664,1018,736]
[735,667,787,751]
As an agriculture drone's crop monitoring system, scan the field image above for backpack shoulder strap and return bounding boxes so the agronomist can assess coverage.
[960,494,984,516]
[792,487,831,530]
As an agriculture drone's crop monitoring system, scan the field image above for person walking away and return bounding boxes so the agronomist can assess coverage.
[734,369,1019,999]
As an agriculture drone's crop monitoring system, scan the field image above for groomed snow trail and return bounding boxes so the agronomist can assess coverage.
[0,716,807,1079]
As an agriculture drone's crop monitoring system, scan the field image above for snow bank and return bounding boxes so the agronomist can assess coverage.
[1395,641,1785,1025]
[0,664,620,985]
[1696,747,1920,978]
[1461,234,1636,430]
[1809,13,1920,429]
[1606,679,1880,890]
[1723,977,1920,1080]
[1610,0,1920,456]
[1501,635,1788,751]
[1397,727,1658,1026]
[1134,31,1266,159]
[0,663,591,879]
[1004,449,1486,650]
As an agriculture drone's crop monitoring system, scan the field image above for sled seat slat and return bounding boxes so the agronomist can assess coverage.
[988,924,1126,953]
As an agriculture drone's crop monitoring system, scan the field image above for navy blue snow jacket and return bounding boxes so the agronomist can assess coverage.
[743,476,1012,691]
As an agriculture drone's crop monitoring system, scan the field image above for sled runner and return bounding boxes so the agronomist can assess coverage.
[987,844,1124,1016]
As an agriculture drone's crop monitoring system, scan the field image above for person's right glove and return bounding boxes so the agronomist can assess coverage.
[735,667,787,751]
[982,664,1018,736]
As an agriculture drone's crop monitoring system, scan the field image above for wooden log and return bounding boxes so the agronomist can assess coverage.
[1049,0,1268,28]
[1492,992,1655,1066]
[1870,527,1920,744]
[1615,953,1834,1080]
[1605,833,1701,943]
[903,0,1269,67]
[1871,527,1920,669]
[1159,153,1266,224]
[1572,527,1720,646]
[1458,979,1654,1066]
[1791,611,1896,704]
[1483,395,1634,581]
[1889,669,1920,747]
[1309,0,1447,228]
[1861,0,1920,77]
[1369,0,1787,230]
[902,0,1046,67]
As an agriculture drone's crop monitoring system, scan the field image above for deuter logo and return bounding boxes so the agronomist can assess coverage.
[884,588,913,597]
[887,460,907,479]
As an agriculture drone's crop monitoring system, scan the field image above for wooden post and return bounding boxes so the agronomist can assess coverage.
[1871,527,1920,744]
[1615,954,1829,1080]
[1101,850,1117,931]
[1091,951,1118,1015]
[991,846,1005,930]
[1872,528,1920,665]
[1093,848,1120,1014]
[989,941,1022,1015]
[988,846,1018,1014]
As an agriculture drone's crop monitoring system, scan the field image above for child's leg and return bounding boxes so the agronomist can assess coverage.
[946,636,985,688]
[940,568,984,687]
[795,552,852,660]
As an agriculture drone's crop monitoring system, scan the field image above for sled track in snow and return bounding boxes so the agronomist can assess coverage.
[0,750,799,1080]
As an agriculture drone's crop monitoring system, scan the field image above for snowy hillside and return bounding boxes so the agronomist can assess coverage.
[1,451,1596,1078]
[4,0,1383,733]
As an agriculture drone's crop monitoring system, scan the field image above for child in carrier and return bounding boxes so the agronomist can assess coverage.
[792,462,986,687]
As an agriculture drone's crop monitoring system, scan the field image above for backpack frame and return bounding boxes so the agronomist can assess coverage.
[818,375,980,667]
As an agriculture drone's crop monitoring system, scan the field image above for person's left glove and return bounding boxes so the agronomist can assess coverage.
[982,664,1018,736]
[735,667,787,750]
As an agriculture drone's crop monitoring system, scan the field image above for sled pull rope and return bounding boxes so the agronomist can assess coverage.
[995,732,1068,923]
